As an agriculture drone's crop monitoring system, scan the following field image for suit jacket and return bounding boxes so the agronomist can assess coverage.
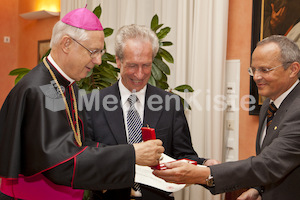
[209,82,300,200]
[86,82,205,200]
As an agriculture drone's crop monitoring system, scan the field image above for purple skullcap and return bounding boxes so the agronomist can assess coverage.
[61,8,103,31]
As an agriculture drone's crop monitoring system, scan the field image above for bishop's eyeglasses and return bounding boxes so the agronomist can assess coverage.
[71,37,106,58]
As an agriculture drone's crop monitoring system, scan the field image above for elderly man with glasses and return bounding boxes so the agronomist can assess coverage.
[0,7,164,200]
[154,35,300,200]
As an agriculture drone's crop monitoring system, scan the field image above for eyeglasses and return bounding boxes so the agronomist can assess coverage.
[248,64,283,76]
[71,37,106,58]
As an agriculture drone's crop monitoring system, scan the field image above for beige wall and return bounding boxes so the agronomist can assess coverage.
[0,0,19,106]
[0,0,59,106]
[227,0,259,159]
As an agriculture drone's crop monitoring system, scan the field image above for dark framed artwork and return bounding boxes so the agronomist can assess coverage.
[250,0,300,115]
[38,40,50,64]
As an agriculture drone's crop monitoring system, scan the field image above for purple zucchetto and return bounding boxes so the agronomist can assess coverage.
[61,8,103,31]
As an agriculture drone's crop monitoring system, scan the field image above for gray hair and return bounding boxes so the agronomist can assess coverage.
[50,21,89,48]
[257,35,300,70]
[115,24,159,61]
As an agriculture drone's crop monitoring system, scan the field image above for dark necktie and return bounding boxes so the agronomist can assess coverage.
[127,94,142,193]
[267,102,277,129]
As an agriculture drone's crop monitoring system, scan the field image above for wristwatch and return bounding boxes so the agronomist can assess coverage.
[206,174,215,187]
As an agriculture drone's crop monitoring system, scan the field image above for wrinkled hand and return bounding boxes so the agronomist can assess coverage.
[237,188,262,200]
[152,160,210,185]
[270,3,287,30]
[133,139,164,166]
[203,159,221,166]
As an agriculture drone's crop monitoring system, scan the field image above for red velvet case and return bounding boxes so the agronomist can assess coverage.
[141,126,156,141]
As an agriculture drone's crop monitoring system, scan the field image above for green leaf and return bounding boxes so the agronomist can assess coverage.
[162,41,173,46]
[152,24,164,32]
[93,5,102,18]
[103,66,118,76]
[157,27,171,40]
[153,58,170,75]
[39,48,51,63]
[169,91,192,110]
[180,96,192,110]
[102,64,118,75]
[83,190,91,200]
[156,80,169,90]
[155,53,162,60]
[99,77,118,84]
[79,83,92,92]
[95,64,118,78]
[106,64,119,72]
[161,73,168,82]
[159,48,174,63]
[15,73,27,84]
[104,28,113,38]
[174,84,194,92]
[9,68,31,76]
[148,75,156,86]
[96,69,116,79]
[151,14,159,30]
[151,63,162,80]
[101,53,116,62]
[99,81,111,88]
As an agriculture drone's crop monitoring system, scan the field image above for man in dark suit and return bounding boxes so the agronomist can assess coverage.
[153,35,300,200]
[85,24,219,200]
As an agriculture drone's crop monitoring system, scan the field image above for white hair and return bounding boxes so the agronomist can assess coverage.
[50,21,89,48]
[115,24,159,61]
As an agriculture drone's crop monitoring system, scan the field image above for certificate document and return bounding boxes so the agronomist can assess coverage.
[135,153,206,192]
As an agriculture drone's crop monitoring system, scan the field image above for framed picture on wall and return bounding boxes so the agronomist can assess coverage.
[250,0,300,115]
[38,40,51,64]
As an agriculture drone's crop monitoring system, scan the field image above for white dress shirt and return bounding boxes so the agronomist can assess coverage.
[118,79,147,145]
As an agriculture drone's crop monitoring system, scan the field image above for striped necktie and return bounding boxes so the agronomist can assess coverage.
[267,102,277,129]
[127,94,142,193]
[127,94,142,144]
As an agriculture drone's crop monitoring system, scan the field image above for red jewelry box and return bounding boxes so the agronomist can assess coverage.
[141,126,156,141]
[141,126,197,170]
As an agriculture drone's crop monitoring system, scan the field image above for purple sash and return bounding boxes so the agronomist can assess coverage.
[1,174,84,200]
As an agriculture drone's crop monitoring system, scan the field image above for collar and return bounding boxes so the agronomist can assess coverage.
[272,79,299,108]
[47,54,75,85]
[118,78,147,107]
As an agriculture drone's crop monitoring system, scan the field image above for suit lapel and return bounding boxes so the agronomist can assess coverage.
[256,100,269,154]
[262,106,284,149]
[103,83,128,144]
[143,84,163,128]
[261,82,300,149]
